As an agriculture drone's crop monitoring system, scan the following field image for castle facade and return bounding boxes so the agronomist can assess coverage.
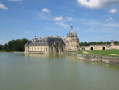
[62,24,79,51]
[25,36,65,54]
[25,24,80,54]
[25,24,119,53]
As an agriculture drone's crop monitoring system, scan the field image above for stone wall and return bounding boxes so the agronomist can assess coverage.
[77,54,119,65]
[64,51,77,56]
[25,45,49,54]
[80,45,119,51]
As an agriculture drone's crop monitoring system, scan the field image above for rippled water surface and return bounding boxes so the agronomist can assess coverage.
[0,52,119,90]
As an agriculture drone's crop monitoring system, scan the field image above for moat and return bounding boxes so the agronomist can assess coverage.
[0,52,119,90]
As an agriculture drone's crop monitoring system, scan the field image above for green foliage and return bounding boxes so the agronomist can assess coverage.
[0,44,4,51]
[78,50,119,57]
[78,51,83,54]
[114,41,119,45]
[0,38,28,52]
[65,51,76,52]
[79,41,112,46]
[79,41,119,46]
[79,42,89,46]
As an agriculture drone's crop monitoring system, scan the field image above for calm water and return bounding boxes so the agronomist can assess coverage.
[0,52,119,90]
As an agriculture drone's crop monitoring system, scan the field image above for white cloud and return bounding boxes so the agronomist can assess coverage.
[0,3,8,10]
[53,16,63,21]
[77,0,119,9]
[66,17,73,21]
[8,0,22,2]
[42,8,50,13]
[106,17,113,22]
[105,23,119,27]
[37,12,52,21]
[109,9,117,13]
[55,22,68,28]
[0,40,8,45]
[24,31,29,34]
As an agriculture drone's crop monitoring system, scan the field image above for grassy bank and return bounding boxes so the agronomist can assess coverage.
[78,49,119,57]
[0,51,7,52]
[65,51,77,52]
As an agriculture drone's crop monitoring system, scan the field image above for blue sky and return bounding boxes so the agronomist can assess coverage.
[0,0,119,44]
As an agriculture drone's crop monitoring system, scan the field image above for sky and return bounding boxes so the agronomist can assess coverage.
[0,0,119,44]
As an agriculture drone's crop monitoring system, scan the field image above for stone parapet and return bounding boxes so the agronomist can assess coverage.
[77,54,119,65]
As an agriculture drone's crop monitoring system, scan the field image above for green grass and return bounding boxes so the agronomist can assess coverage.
[78,49,119,57]
[0,51,7,52]
[65,51,77,52]
[77,51,83,54]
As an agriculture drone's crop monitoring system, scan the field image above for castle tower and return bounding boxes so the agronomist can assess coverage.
[65,24,80,51]
[111,40,114,46]
[70,23,73,30]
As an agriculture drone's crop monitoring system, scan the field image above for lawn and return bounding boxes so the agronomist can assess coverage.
[78,49,119,57]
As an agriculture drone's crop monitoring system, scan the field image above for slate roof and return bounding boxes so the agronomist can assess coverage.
[25,37,65,46]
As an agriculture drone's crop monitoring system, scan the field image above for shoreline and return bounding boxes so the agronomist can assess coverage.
[1,51,119,65]
[13,52,24,53]
[63,51,119,66]
[77,54,119,66]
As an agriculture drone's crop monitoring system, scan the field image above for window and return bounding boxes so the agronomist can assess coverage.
[102,47,105,50]
[91,47,93,51]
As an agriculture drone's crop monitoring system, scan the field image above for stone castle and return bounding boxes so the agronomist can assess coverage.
[62,24,79,51]
[25,24,80,54]
[25,24,119,54]
[25,36,65,54]
[80,41,119,51]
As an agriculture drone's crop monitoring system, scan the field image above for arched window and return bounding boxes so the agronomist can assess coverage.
[91,47,93,51]
[102,47,105,50]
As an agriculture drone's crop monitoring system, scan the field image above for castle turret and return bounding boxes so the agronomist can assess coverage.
[70,23,73,31]
[111,40,114,46]
[65,24,79,51]
[68,24,77,37]
[32,36,38,42]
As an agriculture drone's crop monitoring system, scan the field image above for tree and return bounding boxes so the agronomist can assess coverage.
[7,38,28,51]
[0,44,3,51]
[3,43,8,51]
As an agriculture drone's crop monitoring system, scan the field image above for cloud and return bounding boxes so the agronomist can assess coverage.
[8,0,22,2]
[66,17,73,21]
[88,21,119,28]
[0,40,8,45]
[53,16,63,21]
[0,3,8,10]
[109,9,117,13]
[105,17,113,22]
[77,0,119,9]
[24,31,29,34]
[55,22,68,28]
[42,8,50,13]
[37,12,52,21]
[105,23,119,27]
[76,18,119,30]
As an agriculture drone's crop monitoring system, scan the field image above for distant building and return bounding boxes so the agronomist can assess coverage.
[25,36,65,54]
[80,41,119,51]
[25,24,80,54]
[62,24,80,51]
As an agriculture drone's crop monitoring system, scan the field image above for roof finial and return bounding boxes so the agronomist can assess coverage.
[71,23,73,30]
[71,23,72,26]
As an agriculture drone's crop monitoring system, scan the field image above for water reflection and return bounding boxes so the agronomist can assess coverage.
[24,53,119,70]
[24,53,64,59]
[1,53,119,90]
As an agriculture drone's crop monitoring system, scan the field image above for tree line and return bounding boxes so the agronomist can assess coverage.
[79,41,119,46]
[0,38,28,52]
[1,39,119,51]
